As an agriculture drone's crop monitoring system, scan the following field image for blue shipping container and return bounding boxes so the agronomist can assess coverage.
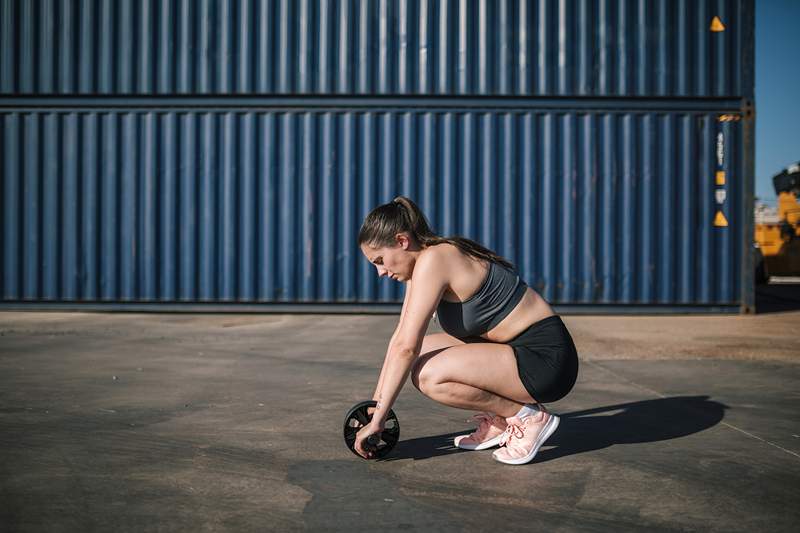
[0,0,755,313]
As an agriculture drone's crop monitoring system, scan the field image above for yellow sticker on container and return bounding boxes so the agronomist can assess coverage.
[710,16,726,32]
[714,211,729,227]
[716,171,726,185]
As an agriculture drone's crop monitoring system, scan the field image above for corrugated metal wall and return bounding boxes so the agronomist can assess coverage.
[0,0,755,312]
[1,0,750,97]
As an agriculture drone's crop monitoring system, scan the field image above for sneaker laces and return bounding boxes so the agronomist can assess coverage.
[466,412,496,439]
[499,420,526,447]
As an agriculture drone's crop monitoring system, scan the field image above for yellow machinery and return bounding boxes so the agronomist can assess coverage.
[754,162,800,283]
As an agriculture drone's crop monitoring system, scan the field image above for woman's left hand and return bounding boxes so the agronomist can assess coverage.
[354,420,385,459]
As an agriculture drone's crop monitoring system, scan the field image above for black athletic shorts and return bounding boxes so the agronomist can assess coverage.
[461,315,579,404]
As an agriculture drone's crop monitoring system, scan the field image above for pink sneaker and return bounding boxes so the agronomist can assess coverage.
[492,410,560,465]
[454,413,508,450]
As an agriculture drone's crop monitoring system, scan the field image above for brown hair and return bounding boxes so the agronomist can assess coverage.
[358,196,516,270]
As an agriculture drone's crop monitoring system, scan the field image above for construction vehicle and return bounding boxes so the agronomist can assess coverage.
[754,162,800,283]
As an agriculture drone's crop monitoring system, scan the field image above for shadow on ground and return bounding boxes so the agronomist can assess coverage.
[756,282,800,313]
[381,396,727,462]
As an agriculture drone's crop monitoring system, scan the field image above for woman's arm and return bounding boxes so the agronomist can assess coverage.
[364,251,447,427]
[372,281,414,402]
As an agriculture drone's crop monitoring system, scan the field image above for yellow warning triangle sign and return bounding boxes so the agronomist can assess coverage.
[710,16,726,32]
[714,211,728,227]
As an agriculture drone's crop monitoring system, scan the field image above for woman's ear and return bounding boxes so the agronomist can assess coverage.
[395,232,410,250]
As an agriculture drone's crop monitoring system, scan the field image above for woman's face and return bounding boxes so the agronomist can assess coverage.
[360,234,416,282]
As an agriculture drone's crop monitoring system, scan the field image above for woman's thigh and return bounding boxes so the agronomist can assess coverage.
[419,332,465,354]
[412,342,535,404]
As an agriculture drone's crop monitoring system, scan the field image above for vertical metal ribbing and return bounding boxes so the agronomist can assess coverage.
[357,0,371,94]
[258,113,276,300]
[536,0,548,94]
[339,113,355,300]
[499,113,515,264]
[440,113,456,236]
[579,114,596,302]
[597,0,611,95]
[78,0,94,93]
[19,0,34,92]
[199,113,216,299]
[80,114,97,300]
[117,0,133,93]
[59,0,75,92]
[420,113,435,223]
[358,112,376,301]
[656,0,668,96]
[713,0,727,96]
[239,113,256,300]
[517,0,529,95]
[615,0,628,96]
[635,0,648,96]
[557,0,569,95]
[619,114,635,302]
[337,0,350,94]
[477,0,488,93]
[0,0,16,92]
[157,0,174,93]
[41,114,58,299]
[497,0,510,95]
[599,114,616,302]
[139,0,153,93]
[658,114,675,303]
[695,0,708,96]
[317,0,330,93]
[676,0,688,96]
[298,0,311,93]
[258,0,274,93]
[198,0,213,93]
[719,119,733,301]
[678,115,693,302]
[221,112,237,300]
[177,0,193,93]
[100,113,117,299]
[300,112,316,300]
[460,113,476,237]
[437,0,449,94]
[38,0,55,93]
[238,0,252,93]
[3,115,20,298]
[319,113,334,301]
[540,114,555,301]
[22,114,39,298]
[161,113,177,300]
[219,0,232,93]
[119,113,136,300]
[98,0,113,92]
[397,0,409,93]
[639,114,654,301]
[141,112,157,299]
[418,0,430,94]
[278,113,295,301]
[179,113,197,300]
[697,114,713,302]
[457,0,469,94]
[378,0,390,93]
[520,113,535,287]
[559,113,575,301]
[576,0,591,95]
[478,114,494,248]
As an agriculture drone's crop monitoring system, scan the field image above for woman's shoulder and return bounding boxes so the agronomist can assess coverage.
[420,243,488,274]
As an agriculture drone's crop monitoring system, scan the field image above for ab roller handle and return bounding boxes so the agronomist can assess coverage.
[342,400,401,459]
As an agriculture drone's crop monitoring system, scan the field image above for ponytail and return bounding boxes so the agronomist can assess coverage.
[358,196,516,271]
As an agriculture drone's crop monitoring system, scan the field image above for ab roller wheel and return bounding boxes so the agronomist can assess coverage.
[342,400,400,459]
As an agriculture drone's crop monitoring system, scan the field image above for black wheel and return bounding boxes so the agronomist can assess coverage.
[342,400,400,459]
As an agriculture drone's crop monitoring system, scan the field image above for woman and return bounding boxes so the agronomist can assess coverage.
[355,196,579,465]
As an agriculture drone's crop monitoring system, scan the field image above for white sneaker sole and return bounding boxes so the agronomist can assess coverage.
[492,414,560,465]
[454,432,505,451]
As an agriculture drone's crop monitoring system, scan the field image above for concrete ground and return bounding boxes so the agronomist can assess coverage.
[1,303,799,531]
